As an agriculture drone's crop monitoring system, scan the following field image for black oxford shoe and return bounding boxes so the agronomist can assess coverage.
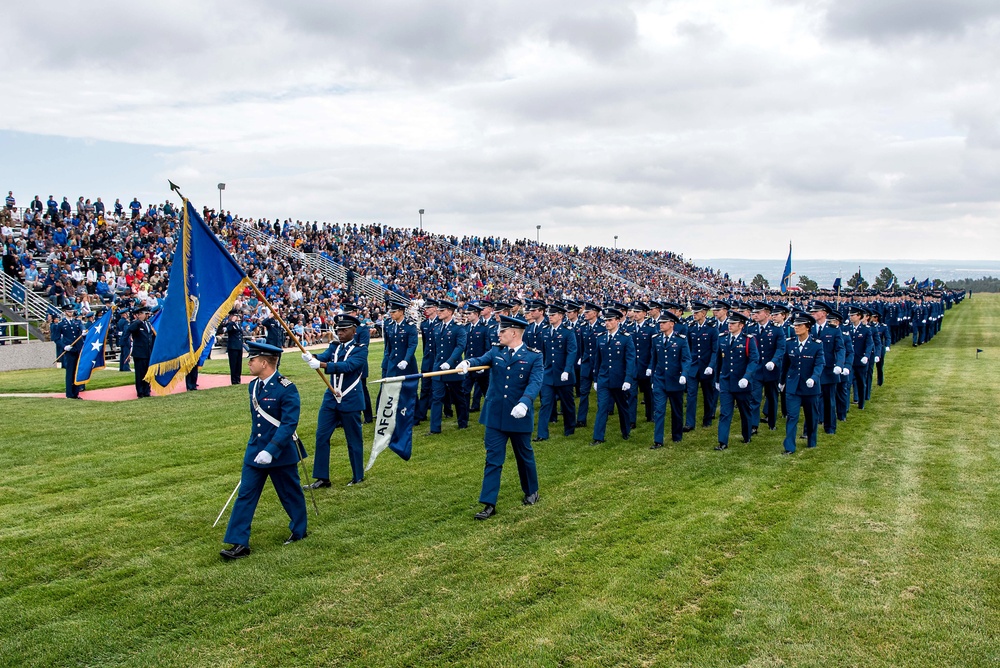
[532,437,548,443]
[220,544,251,560]
[590,439,604,446]
[683,426,695,433]
[650,442,663,450]
[304,479,331,489]
[714,443,728,451]
[284,533,307,545]
[522,492,539,506]
[474,504,496,520]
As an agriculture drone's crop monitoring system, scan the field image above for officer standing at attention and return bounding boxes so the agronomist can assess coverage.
[535,304,577,441]
[301,314,369,487]
[415,299,439,426]
[457,315,543,520]
[647,310,692,448]
[779,312,825,454]
[828,309,854,423]
[462,303,492,413]
[628,302,655,428]
[522,301,546,351]
[684,301,720,431]
[430,300,469,433]
[259,315,286,349]
[220,342,307,560]
[575,302,602,428]
[340,303,373,423]
[219,310,244,385]
[848,305,874,409]
[749,301,783,432]
[808,301,846,434]
[115,309,131,372]
[57,305,84,399]
[714,311,759,451]
[381,299,418,379]
[126,305,155,398]
[590,307,636,445]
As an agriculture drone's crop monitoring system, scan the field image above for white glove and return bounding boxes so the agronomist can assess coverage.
[679,376,687,385]
[397,360,408,370]
[885,346,890,353]
[510,403,528,419]
[560,372,569,382]
[765,362,775,371]
[301,352,313,362]
[778,383,785,391]
[593,382,598,391]
[874,356,880,363]
[715,382,720,391]
[64,345,72,351]
[577,359,581,365]
[645,369,652,377]
[440,362,450,370]
[841,367,850,376]
[738,378,749,389]
[621,382,631,391]
[833,366,842,375]
[805,378,815,388]
[456,360,471,374]
[253,450,273,465]
[922,319,927,324]
[861,356,868,365]
[308,358,321,370]
[704,367,713,376]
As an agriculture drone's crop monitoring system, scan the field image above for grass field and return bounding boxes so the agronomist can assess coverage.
[1,296,997,667]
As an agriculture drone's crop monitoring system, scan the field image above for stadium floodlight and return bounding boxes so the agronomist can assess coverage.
[419,209,425,231]
[614,235,618,249]
[218,183,226,212]
[536,225,541,243]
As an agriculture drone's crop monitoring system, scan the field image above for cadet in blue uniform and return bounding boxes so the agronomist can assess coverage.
[864,308,880,400]
[871,311,889,387]
[219,310,244,385]
[591,307,636,445]
[684,301,720,431]
[115,310,131,372]
[808,301,847,434]
[381,299,418,379]
[430,300,469,432]
[259,316,285,349]
[126,305,155,398]
[627,302,655,427]
[575,302,603,428]
[770,303,792,419]
[749,302,783,431]
[415,299,439,425]
[780,312,825,454]
[535,304,578,441]
[830,310,853,422]
[302,314,369,487]
[341,303,373,423]
[56,305,84,399]
[714,311,759,451]
[647,311,692,448]
[848,305,874,409]
[462,303,493,413]
[221,342,307,560]
[523,301,546,352]
[458,315,543,520]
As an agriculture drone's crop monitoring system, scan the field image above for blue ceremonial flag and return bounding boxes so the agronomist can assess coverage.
[917,278,931,289]
[886,275,896,290]
[366,375,420,471]
[833,277,842,292]
[779,243,793,294]
[146,199,249,394]
[905,276,917,286]
[75,307,115,385]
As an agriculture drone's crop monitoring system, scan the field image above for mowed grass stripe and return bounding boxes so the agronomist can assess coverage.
[0,297,997,667]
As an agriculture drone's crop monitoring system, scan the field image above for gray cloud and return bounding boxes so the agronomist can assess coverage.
[823,0,1000,40]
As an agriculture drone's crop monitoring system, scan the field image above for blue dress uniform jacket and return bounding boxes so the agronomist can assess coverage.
[753,322,785,382]
[431,319,469,431]
[313,340,369,482]
[382,318,418,378]
[649,331,693,444]
[541,323,577,386]
[434,320,468,383]
[524,321,545,352]
[261,317,285,348]
[812,323,847,384]
[685,320,721,429]
[420,317,438,372]
[126,318,155,397]
[781,336,825,452]
[224,374,307,547]
[575,319,601,426]
[849,323,874,408]
[57,317,84,398]
[592,329,636,441]
[716,333,760,393]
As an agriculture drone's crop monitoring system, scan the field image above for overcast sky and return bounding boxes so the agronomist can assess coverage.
[2,0,999,260]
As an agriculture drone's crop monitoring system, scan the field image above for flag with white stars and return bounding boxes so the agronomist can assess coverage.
[74,307,115,385]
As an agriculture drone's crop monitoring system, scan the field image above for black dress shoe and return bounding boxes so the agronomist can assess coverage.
[522,492,539,506]
[714,443,728,451]
[751,427,758,436]
[622,433,630,441]
[304,479,331,489]
[650,442,663,450]
[532,437,548,443]
[683,426,695,433]
[743,437,752,444]
[630,423,637,430]
[563,430,575,437]
[284,532,307,545]
[702,421,713,428]
[347,478,363,486]
[781,450,794,456]
[590,439,604,446]
[220,544,251,560]
[474,504,496,520]
[577,421,587,428]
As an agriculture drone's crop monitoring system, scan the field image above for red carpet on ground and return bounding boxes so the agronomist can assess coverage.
[12,374,256,402]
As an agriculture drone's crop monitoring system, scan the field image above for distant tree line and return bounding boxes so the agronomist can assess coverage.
[946,276,1000,293]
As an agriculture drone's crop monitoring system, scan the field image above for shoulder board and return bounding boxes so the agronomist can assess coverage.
[785,337,794,341]
[746,333,755,338]
[678,334,687,339]
[279,377,293,387]
[528,347,542,354]
[623,332,631,337]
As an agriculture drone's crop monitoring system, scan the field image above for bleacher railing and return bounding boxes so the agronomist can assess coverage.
[0,272,58,322]
[433,238,543,289]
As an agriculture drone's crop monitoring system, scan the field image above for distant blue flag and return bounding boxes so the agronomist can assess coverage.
[905,276,917,286]
[366,375,420,471]
[146,199,249,394]
[886,276,896,290]
[918,278,931,289]
[74,307,115,385]
[779,243,793,294]
[833,277,842,292]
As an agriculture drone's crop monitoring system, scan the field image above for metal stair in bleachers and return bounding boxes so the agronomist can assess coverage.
[633,254,720,296]
[431,237,543,290]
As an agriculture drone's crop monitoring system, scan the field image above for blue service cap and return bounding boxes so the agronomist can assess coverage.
[525,300,546,311]
[690,300,711,312]
[498,315,529,330]
[582,301,601,312]
[387,299,409,311]
[340,302,360,312]
[545,304,566,315]
[423,299,439,308]
[728,311,750,325]
[563,300,581,312]
[771,302,791,315]
[660,300,684,311]
[657,311,680,324]
[334,314,362,329]
[848,304,866,316]
[464,302,483,313]
[602,307,625,320]
[711,300,731,311]
[827,309,843,322]
[629,301,649,312]
[791,312,816,327]
[437,299,458,311]
[808,300,832,314]
[493,301,513,311]
[751,300,772,312]
[245,341,283,358]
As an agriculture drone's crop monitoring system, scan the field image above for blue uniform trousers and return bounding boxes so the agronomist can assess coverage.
[416,375,433,422]
[464,371,489,411]
[227,349,242,384]
[592,387,631,441]
[479,427,538,505]
[865,363,875,401]
[821,383,838,433]
[313,403,364,483]
[119,339,131,372]
[64,353,80,398]
[852,365,867,409]
[761,380,780,429]
[537,384,576,439]
[747,379,763,429]
[685,376,717,428]
[430,378,468,432]
[133,357,151,398]
[652,387,684,443]
[576,371,594,425]
[784,393,820,452]
[718,389,751,445]
[224,463,307,546]
[637,376,654,423]
[836,375,851,421]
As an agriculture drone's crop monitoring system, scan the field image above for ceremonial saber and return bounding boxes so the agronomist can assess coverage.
[369,365,489,384]
[213,479,242,528]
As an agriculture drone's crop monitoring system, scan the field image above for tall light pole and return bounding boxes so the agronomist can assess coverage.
[218,183,225,212]
[418,208,424,231]
[536,224,541,244]
[614,235,618,249]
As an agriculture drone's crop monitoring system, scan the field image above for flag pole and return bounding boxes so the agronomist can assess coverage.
[53,332,85,363]
[370,365,489,385]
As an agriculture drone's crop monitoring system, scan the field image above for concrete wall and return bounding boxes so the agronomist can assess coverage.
[0,340,57,372]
